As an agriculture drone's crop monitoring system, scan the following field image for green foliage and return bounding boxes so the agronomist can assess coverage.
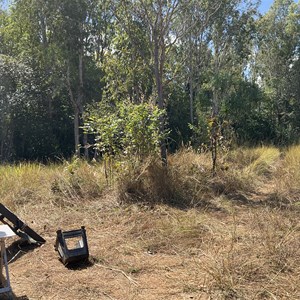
[254,0,300,144]
[85,101,166,159]
[0,54,74,161]
[104,23,153,103]
[0,0,299,163]
[167,83,192,151]
[0,55,34,160]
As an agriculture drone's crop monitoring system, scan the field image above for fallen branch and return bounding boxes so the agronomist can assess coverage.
[95,264,139,286]
[102,291,116,300]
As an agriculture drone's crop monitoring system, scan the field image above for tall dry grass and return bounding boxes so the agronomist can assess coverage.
[117,146,281,207]
[1,147,300,299]
[0,159,107,209]
[0,145,298,209]
[0,163,56,208]
[273,145,300,204]
[214,146,281,196]
[51,158,107,205]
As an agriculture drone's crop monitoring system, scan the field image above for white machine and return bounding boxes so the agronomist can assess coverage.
[0,224,15,299]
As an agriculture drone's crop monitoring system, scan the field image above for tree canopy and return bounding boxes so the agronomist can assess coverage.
[0,0,299,162]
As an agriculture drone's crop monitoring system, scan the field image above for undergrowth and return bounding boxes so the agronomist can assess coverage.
[0,145,299,208]
[272,145,300,204]
[117,146,282,207]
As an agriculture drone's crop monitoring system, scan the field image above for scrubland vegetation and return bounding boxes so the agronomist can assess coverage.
[2,146,300,299]
[1,1,300,298]
[1,145,298,208]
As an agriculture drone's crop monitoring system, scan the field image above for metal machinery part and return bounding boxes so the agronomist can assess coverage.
[55,226,89,265]
[0,203,45,244]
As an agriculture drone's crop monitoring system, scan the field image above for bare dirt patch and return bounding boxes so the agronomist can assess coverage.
[3,193,300,300]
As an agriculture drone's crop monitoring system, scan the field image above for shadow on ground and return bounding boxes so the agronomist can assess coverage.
[64,258,94,271]
[14,295,29,300]
[6,240,40,264]
[0,292,29,299]
[225,192,299,210]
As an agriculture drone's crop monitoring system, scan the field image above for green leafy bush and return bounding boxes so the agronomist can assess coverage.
[85,101,167,159]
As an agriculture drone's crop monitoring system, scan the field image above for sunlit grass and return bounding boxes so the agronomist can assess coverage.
[273,145,300,203]
[0,163,56,208]
[1,147,300,299]
[0,145,299,210]
[0,160,107,209]
[245,146,280,176]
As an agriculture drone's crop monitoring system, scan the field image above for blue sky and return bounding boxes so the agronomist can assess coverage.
[259,0,274,14]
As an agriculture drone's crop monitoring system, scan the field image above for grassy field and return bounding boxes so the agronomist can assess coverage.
[1,146,300,299]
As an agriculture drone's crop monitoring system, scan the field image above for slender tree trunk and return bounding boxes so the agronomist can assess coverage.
[0,133,4,161]
[78,41,88,159]
[74,108,80,157]
[66,64,81,157]
[188,34,194,125]
[211,89,219,177]
[154,34,167,166]
[211,51,220,176]
[39,12,54,120]
[189,74,194,125]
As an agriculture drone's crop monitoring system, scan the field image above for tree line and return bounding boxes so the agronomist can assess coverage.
[0,0,299,163]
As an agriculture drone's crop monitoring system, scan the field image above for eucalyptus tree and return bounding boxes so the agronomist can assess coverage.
[0,55,51,160]
[254,0,300,143]
[0,1,74,160]
[49,0,113,157]
[177,0,222,126]
[113,0,193,164]
[0,0,74,159]
[49,0,93,157]
[0,55,26,161]
[205,0,258,174]
[103,19,153,104]
[1,0,112,158]
[0,7,8,54]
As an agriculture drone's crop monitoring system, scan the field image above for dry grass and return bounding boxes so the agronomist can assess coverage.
[0,163,56,208]
[1,146,300,299]
[272,145,300,204]
[5,197,300,300]
[0,159,107,209]
[50,158,107,205]
[118,146,282,207]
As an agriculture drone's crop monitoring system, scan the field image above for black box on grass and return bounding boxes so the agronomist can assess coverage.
[55,226,89,265]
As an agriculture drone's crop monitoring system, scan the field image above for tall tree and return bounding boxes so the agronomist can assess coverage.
[207,0,257,174]
[254,0,300,143]
[1,0,110,158]
[0,1,75,160]
[113,0,191,164]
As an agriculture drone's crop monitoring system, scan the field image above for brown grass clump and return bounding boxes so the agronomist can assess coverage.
[272,145,300,204]
[117,157,187,207]
[50,158,107,205]
[0,159,107,209]
[117,146,283,208]
[117,150,214,207]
